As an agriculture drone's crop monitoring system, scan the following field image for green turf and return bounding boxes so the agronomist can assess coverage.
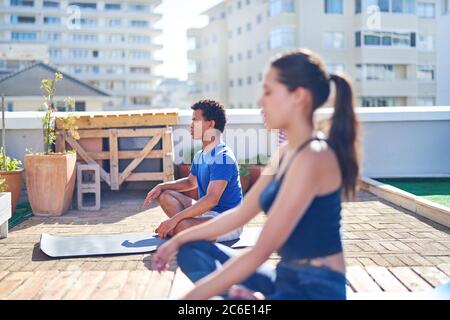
[8,202,33,229]
[377,178,450,208]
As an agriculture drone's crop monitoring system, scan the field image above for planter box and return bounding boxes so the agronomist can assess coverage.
[0,169,23,214]
[0,192,11,239]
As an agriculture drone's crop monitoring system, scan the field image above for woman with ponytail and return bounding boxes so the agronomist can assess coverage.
[153,49,360,300]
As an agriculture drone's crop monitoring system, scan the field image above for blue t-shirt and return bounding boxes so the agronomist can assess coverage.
[191,143,243,213]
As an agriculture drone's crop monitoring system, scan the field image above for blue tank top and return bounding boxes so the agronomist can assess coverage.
[259,138,343,261]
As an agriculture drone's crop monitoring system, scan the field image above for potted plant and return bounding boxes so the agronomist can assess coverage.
[24,72,79,216]
[241,154,268,191]
[239,163,251,194]
[0,148,23,214]
[0,178,11,238]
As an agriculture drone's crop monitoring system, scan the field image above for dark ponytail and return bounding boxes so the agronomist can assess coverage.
[272,49,360,200]
[329,74,360,200]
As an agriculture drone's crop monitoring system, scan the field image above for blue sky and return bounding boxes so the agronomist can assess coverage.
[155,0,223,81]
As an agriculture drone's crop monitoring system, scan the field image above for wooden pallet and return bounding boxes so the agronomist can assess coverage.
[55,111,178,190]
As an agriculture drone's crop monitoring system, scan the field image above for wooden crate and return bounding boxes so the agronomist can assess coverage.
[55,111,178,191]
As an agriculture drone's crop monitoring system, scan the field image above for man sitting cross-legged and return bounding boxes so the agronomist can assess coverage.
[142,100,243,241]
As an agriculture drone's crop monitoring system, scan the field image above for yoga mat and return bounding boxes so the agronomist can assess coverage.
[40,227,262,258]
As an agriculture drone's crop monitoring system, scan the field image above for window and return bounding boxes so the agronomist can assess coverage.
[418,34,435,51]
[11,16,35,24]
[130,20,149,28]
[269,0,294,16]
[356,64,399,81]
[130,51,151,60]
[362,97,397,107]
[356,0,416,14]
[108,19,121,27]
[247,23,252,32]
[247,50,252,59]
[129,3,148,11]
[237,27,242,35]
[105,3,121,10]
[326,63,345,74]
[256,42,264,54]
[80,18,97,26]
[43,1,59,8]
[229,55,234,63]
[417,2,435,18]
[7,102,14,112]
[237,53,243,61]
[238,78,243,86]
[69,2,96,9]
[11,32,37,41]
[258,72,263,82]
[10,0,33,6]
[256,14,262,24]
[247,76,252,85]
[49,48,62,58]
[229,80,234,88]
[129,35,150,44]
[237,1,242,9]
[72,34,97,42]
[246,0,251,5]
[417,97,435,106]
[324,32,344,49]
[44,17,60,25]
[44,32,61,41]
[270,27,296,49]
[325,0,343,14]
[358,30,415,47]
[129,67,149,74]
[444,0,450,14]
[417,65,435,81]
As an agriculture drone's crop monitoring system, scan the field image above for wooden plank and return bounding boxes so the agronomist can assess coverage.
[119,134,162,185]
[55,132,66,153]
[411,267,450,288]
[87,150,163,160]
[7,271,58,300]
[126,173,164,182]
[62,271,106,300]
[117,271,153,300]
[89,271,129,300]
[169,268,194,299]
[0,272,34,299]
[163,127,175,182]
[389,267,433,291]
[65,134,111,186]
[365,266,409,292]
[346,266,383,293]
[78,128,164,139]
[34,271,82,300]
[109,129,119,190]
[59,113,178,130]
[142,270,175,299]
[0,271,9,281]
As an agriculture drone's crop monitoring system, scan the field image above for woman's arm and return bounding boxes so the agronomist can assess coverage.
[183,149,322,299]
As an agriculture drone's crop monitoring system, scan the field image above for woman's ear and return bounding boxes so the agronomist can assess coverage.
[293,87,311,108]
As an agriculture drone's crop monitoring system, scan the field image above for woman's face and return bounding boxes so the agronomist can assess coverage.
[257,67,298,130]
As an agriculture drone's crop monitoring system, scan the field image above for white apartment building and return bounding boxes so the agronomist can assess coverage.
[0,0,162,110]
[187,0,439,108]
[437,0,450,105]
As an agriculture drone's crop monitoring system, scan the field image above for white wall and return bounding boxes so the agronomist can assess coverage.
[1,108,450,178]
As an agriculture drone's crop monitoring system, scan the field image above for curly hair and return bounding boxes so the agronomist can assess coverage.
[191,99,227,133]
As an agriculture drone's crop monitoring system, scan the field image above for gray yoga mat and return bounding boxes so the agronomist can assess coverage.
[40,227,262,258]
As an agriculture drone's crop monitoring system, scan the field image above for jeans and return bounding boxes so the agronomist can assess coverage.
[177,241,347,300]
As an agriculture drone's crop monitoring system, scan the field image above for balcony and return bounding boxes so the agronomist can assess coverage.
[0,107,449,299]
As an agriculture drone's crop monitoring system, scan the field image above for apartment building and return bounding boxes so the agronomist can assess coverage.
[0,0,162,110]
[187,0,439,108]
[437,0,450,105]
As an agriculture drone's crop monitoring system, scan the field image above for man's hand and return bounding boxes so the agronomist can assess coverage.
[142,185,163,208]
[155,218,179,239]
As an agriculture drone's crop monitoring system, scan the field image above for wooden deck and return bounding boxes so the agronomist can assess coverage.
[0,190,449,300]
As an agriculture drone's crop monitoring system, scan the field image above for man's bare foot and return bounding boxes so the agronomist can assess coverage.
[228,285,265,300]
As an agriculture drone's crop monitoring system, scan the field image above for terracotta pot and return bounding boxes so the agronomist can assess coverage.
[240,175,251,194]
[245,165,264,189]
[0,169,23,214]
[24,153,77,216]
[176,164,191,179]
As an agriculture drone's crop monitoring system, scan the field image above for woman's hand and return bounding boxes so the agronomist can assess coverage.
[153,238,180,272]
[142,185,163,208]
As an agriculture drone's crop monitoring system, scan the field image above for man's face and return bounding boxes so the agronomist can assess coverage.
[190,109,215,141]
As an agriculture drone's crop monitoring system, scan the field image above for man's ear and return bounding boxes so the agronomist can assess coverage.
[209,120,216,130]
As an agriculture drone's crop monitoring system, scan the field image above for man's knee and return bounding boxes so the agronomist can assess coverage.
[158,190,175,205]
